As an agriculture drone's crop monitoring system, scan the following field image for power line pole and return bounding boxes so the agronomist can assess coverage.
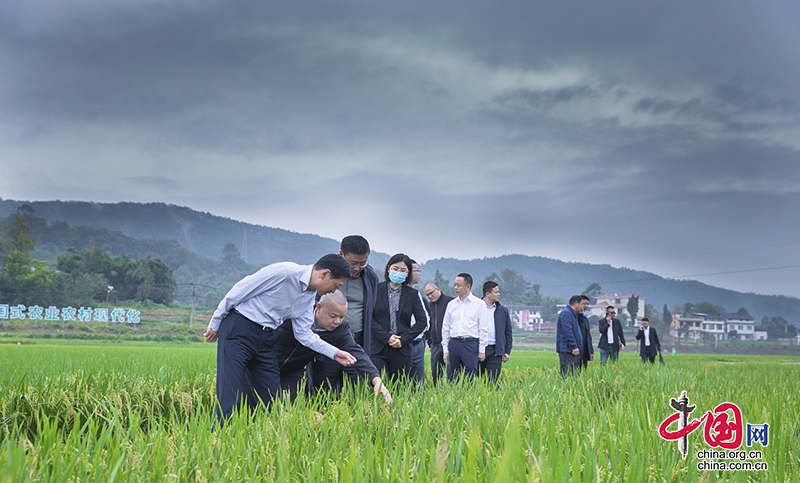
[190,282,196,329]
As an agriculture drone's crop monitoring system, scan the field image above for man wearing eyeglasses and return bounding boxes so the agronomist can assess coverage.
[309,235,379,393]
[423,282,454,385]
[598,306,626,364]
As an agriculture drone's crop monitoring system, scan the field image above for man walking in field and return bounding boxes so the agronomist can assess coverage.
[556,295,585,377]
[598,305,626,364]
[424,282,453,385]
[479,281,513,383]
[636,317,662,363]
[204,254,357,422]
[577,295,594,369]
[408,260,430,383]
[442,273,490,381]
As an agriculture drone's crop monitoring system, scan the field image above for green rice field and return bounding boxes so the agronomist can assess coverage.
[1,342,798,482]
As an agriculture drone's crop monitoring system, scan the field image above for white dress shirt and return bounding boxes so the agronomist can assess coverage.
[441,293,490,354]
[607,320,615,344]
[643,326,651,346]
[208,262,339,359]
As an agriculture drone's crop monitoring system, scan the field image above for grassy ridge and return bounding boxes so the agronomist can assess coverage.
[1,345,797,482]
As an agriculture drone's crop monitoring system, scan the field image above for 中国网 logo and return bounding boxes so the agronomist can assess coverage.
[658,391,769,471]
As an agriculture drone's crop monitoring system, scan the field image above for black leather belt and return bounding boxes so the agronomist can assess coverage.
[412,338,424,345]
[452,336,478,342]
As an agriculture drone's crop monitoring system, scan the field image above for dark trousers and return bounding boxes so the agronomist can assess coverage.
[372,347,412,381]
[599,348,619,364]
[307,330,366,395]
[641,354,656,363]
[478,345,503,383]
[447,339,479,381]
[559,352,581,378]
[216,311,280,422]
[279,368,306,402]
[409,339,425,383]
[430,344,445,385]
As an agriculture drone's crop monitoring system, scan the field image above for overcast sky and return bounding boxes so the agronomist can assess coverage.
[2,1,799,298]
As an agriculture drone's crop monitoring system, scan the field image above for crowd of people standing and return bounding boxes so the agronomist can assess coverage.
[204,234,658,423]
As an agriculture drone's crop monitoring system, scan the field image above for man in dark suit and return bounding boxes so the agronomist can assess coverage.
[577,295,594,369]
[275,290,392,404]
[636,317,661,363]
[598,306,626,364]
[424,282,454,385]
[479,281,513,383]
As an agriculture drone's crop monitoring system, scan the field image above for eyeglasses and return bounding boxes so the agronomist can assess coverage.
[344,258,369,268]
[425,288,439,297]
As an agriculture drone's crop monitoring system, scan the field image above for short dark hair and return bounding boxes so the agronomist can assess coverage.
[409,258,417,265]
[384,253,412,283]
[456,273,473,288]
[642,317,649,322]
[569,295,583,305]
[314,254,351,279]
[580,295,590,302]
[482,281,498,297]
[340,235,370,256]
[606,306,616,313]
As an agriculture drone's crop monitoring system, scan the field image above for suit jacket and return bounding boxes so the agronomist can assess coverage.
[370,282,427,358]
[598,317,626,351]
[556,306,582,353]
[275,319,379,382]
[360,265,379,350]
[635,326,661,357]
[491,302,513,357]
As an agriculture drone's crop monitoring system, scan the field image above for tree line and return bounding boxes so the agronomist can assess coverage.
[0,206,176,306]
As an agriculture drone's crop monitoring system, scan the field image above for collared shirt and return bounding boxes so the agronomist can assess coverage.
[607,319,615,344]
[643,326,651,346]
[207,262,339,359]
[441,293,490,354]
[341,273,365,333]
[487,302,497,345]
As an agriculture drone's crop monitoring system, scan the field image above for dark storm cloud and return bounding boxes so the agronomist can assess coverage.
[1,0,800,297]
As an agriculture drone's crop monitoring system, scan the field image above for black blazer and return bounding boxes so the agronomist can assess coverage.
[635,326,661,357]
[370,282,427,357]
[598,317,626,351]
[275,320,379,382]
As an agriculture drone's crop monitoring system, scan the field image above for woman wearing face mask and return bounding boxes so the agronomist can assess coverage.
[369,253,428,381]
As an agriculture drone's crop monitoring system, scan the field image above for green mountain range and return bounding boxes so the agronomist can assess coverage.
[2,198,798,324]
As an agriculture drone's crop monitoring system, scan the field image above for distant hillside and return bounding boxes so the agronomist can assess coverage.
[0,199,339,265]
[421,256,800,324]
[2,198,799,323]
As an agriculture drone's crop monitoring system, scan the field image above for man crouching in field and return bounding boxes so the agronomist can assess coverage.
[275,290,392,404]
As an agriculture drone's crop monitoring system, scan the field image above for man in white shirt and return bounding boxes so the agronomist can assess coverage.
[598,306,626,364]
[635,317,661,363]
[442,273,490,381]
[204,254,357,422]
